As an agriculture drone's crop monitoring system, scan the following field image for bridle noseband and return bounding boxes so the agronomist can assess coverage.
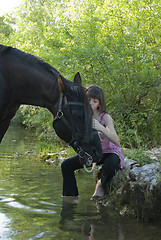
[53,93,93,166]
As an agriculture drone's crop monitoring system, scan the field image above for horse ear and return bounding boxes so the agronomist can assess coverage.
[58,74,67,93]
[74,72,82,87]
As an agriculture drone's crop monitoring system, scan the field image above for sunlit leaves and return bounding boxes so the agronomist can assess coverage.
[1,0,160,147]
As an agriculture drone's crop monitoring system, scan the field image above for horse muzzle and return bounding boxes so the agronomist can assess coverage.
[76,146,93,166]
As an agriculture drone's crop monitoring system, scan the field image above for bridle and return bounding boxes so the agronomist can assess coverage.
[53,93,83,145]
[53,93,93,167]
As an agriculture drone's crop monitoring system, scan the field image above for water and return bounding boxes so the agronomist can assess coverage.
[0,125,161,240]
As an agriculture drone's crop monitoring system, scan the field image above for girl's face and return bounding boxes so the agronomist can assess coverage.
[89,98,100,112]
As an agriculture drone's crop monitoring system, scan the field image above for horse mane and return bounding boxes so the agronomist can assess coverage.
[0,44,59,76]
[0,45,10,57]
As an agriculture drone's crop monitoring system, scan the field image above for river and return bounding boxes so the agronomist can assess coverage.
[0,125,161,240]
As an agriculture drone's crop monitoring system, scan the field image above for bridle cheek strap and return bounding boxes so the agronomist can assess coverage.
[53,93,83,146]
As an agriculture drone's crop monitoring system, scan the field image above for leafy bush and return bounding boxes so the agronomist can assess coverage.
[2,0,161,148]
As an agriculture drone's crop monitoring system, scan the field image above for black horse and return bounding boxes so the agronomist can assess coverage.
[0,45,102,165]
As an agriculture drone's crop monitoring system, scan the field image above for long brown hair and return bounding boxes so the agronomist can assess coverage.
[86,85,106,113]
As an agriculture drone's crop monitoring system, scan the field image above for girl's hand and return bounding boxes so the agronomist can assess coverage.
[92,119,102,131]
[92,114,120,146]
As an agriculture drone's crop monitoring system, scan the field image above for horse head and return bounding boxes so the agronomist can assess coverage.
[53,72,102,166]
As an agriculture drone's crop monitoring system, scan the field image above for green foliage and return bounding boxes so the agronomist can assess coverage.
[125,148,153,165]
[15,105,58,142]
[0,16,13,37]
[0,15,15,44]
[1,0,161,147]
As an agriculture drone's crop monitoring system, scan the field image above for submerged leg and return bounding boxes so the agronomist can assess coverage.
[61,155,83,196]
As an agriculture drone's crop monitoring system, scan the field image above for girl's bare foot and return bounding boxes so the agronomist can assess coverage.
[92,180,104,197]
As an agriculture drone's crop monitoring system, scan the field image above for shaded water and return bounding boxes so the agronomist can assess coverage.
[0,125,161,240]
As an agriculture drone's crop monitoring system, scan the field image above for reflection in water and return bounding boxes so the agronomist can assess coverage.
[0,125,161,240]
[60,197,95,240]
[59,197,123,240]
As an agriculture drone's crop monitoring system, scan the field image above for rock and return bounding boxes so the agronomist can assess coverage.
[143,147,161,161]
[110,157,161,222]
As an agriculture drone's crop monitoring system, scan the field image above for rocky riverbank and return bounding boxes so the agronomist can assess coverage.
[109,148,161,222]
[40,146,161,222]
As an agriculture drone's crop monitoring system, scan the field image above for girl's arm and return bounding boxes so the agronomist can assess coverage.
[93,114,120,146]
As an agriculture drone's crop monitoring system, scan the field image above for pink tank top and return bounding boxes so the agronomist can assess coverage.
[99,113,125,169]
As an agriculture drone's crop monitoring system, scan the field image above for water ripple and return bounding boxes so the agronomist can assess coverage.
[0,213,11,240]
[29,232,55,240]
[1,197,15,202]
[40,200,58,206]
[6,201,56,214]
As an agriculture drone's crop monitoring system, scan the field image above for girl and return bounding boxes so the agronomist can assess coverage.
[86,85,125,197]
[61,85,125,197]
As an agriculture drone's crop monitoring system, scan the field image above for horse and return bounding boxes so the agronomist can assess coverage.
[0,45,102,166]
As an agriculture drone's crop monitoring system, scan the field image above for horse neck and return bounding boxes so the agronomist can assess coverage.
[22,76,61,116]
[4,51,62,115]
